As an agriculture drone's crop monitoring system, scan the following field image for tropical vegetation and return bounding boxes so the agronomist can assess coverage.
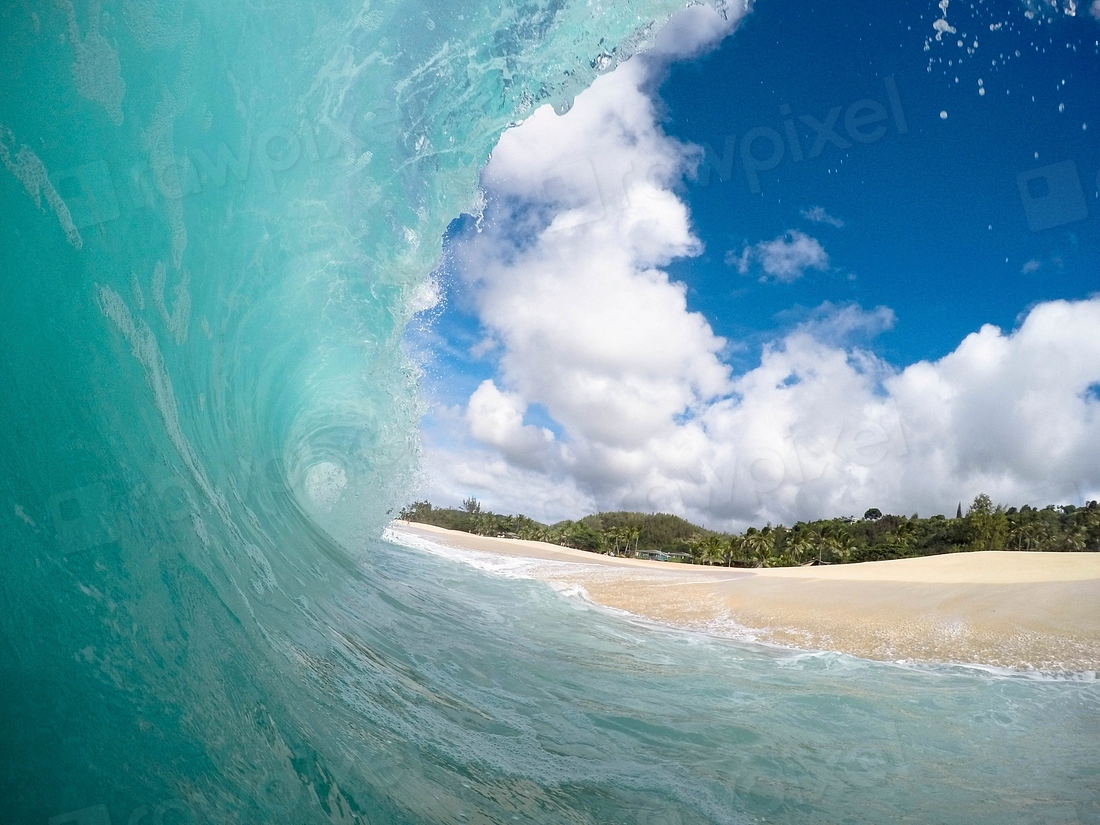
[397,494,1100,566]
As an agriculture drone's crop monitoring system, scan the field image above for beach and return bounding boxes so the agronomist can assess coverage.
[389,521,1100,672]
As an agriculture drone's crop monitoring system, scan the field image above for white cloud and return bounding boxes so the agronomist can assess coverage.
[800,206,844,228]
[647,3,741,60]
[730,230,830,283]
[430,296,1100,527]
[793,302,896,344]
[465,380,555,469]
[423,444,597,522]
[1020,253,1064,275]
[469,336,498,358]
[1091,0,1100,21]
[416,8,1100,529]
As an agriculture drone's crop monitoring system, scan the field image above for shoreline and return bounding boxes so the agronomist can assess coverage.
[388,522,1100,672]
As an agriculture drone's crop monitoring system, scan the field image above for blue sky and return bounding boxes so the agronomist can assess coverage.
[408,1,1100,529]
[662,0,1099,369]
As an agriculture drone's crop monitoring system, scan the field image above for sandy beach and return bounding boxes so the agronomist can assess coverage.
[389,521,1100,672]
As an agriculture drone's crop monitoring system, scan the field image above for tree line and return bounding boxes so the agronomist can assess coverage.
[397,494,1100,566]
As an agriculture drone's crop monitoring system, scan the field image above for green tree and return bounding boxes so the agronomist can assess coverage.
[1061,526,1088,552]
[727,534,746,566]
[1008,521,1042,551]
[822,527,855,563]
[471,513,494,536]
[700,534,726,565]
[966,493,1008,551]
[398,500,432,521]
[785,531,817,565]
[603,526,623,555]
[686,533,707,564]
[398,496,1100,567]
[561,521,604,553]
[742,529,776,567]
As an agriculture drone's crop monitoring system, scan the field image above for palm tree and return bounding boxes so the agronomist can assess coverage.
[821,527,855,563]
[785,532,816,565]
[604,526,620,555]
[686,532,705,564]
[725,535,743,567]
[472,513,494,536]
[1061,526,1087,552]
[1008,522,1042,551]
[880,520,915,556]
[607,525,624,558]
[742,529,775,567]
[702,535,725,565]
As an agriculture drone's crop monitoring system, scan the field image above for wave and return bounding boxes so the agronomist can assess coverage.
[0,1,719,821]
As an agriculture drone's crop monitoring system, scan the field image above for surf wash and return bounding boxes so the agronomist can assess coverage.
[696,75,908,193]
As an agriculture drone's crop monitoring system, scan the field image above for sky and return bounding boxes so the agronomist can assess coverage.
[406,0,1100,531]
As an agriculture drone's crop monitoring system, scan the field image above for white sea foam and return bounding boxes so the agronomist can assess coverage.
[151,261,191,344]
[141,91,190,270]
[0,125,83,249]
[61,0,126,126]
[304,461,348,511]
[123,0,185,52]
[382,526,605,580]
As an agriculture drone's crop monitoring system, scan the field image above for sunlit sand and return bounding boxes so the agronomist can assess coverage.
[391,522,1100,672]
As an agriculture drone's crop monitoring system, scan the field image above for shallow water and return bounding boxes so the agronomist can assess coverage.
[268,534,1100,823]
[2,0,1099,822]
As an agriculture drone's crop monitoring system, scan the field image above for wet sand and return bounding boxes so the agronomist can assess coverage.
[389,522,1100,672]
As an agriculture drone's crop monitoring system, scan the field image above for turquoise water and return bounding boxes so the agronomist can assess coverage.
[1,1,1098,822]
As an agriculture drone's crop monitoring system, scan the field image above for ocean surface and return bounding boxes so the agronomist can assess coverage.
[1,0,1098,822]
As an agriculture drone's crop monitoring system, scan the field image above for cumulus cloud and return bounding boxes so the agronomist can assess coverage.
[729,230,830,283]
[432,295,1100,528]
[800,206,844,228]
[459,13,734,452]
[417,7,1100,530]
[1091,0,1100,21]
[466,379,552,455]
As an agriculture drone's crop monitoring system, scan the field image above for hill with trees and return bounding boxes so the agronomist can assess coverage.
[397,495,1100,566]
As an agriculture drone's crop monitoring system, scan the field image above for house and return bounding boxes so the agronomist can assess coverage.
[635,549,694,563]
